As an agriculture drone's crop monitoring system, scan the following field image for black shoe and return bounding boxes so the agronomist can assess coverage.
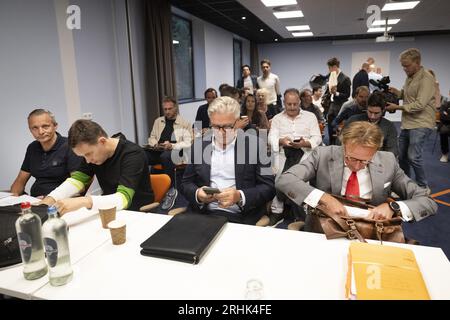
[267,212,284,227]
[161,188,178,211]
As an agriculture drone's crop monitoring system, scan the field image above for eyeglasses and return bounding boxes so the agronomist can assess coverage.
[210,121,236,132]
[344,155,372,166]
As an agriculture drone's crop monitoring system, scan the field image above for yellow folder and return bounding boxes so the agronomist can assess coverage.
[346,242,430,300]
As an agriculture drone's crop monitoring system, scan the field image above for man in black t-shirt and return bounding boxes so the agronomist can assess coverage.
[10,109,81,197]
[41,120,154,215]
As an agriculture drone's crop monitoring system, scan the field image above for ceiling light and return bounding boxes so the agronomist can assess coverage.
[241,16,246,20]
[372,19,400,26]
[292,32,313,37]
[274,38,279,42]
[367,27,392,33]
[273,10,303,19]
[261,0,297,7]
[382,1,420,11]
[260,28,264,32]
[286,25,310,31]
[172,40,179,44]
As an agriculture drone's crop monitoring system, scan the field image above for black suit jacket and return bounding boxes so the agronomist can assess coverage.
[180,132,275,224]
[195,103,210,129]
[352,69,369,97]
[236,75,259,91]
[325,72,351,107]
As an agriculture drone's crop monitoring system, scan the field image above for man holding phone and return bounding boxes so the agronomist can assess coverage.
[180,96,275,225]
[261,88,322,227]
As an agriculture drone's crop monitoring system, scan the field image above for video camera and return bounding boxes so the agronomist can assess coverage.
[369,76,399,112]
[309,74,329,88]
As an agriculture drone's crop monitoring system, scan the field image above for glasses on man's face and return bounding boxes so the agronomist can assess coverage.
[210,121,236,132]
[344,154,372,166]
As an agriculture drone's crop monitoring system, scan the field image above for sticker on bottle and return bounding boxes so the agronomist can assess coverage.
[17,232,32,263]
[44,238,58,267]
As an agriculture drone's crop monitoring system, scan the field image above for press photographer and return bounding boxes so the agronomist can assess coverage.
[369,76,399,111]
[385,48,436,190]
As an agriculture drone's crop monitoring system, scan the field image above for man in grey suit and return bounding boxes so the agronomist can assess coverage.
[277,121,437,222]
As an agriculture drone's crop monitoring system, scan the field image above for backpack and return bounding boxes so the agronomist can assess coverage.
[0,204,48,268]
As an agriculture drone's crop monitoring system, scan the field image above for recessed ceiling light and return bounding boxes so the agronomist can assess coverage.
[261,0,297,7]
[367,27,392,33]
[273,10,303,19]
[172,40,179,44]
[274,38,279,42]
[382,1,420,11]
[372,19,400,26]
[241,16,246,20]
[292,32,313,37]
[260,28,264,32]
[286,25,310,31]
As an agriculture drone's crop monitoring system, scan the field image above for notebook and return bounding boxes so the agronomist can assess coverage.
[140,213,227,264]
[346,242,430,300]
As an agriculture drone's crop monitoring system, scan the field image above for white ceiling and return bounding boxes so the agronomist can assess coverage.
[238,0,450,40]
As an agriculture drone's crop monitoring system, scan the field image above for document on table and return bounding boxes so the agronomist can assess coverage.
[0,194,40,206]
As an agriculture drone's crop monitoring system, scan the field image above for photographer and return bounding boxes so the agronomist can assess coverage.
[386,48,436,190]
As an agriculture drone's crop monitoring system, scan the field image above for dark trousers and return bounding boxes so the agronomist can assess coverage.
[440,133,449,154]
[327,103,342,145]
[145,149,176,187]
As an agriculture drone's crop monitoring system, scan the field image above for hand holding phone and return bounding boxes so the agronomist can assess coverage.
[203,187,221,195]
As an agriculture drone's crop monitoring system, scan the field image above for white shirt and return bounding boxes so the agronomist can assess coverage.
[257,73,280,105]
[269,110,322,156]
[312,96,323,112]
[195,137,246,214]
[243,76,254,93]
[303,165,414,222]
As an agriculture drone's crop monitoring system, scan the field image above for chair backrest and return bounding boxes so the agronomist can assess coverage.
[149,174,171,202]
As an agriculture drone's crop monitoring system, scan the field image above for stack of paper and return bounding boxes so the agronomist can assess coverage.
[346,242,430,300]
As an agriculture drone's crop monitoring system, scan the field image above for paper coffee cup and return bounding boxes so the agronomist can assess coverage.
[99,207,116,229]
[108,220,126,245]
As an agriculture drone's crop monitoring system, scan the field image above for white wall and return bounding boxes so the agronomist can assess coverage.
[0,0,139,190]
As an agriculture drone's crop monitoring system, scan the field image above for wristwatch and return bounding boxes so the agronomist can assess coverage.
[389,201,401,215]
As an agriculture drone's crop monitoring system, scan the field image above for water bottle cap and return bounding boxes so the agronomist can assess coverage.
[48,205,58,215]
[20,202,31,210]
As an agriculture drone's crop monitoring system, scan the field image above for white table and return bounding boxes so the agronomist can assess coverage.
[0,195,146,299]
[32,213,450,300]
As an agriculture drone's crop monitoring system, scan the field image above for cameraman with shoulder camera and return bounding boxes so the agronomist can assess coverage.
[386,48,436,190]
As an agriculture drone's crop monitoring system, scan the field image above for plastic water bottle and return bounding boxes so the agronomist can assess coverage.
[42,206,73,286]
[15,202,48,280]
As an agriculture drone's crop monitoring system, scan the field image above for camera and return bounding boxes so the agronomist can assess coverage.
[369,76,399,112]
[309,74,329,88]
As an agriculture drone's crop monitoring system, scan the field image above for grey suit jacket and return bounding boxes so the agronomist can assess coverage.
[276,145,437,221]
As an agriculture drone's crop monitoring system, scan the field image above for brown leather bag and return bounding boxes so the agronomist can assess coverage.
[304,196,414,244]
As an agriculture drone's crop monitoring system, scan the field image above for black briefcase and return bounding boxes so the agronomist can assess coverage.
[140,213,227,264]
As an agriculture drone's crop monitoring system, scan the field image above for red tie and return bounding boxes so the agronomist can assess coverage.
[345,171,360,199]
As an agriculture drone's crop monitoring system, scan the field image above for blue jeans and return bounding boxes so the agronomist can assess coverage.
[398,128,432,187]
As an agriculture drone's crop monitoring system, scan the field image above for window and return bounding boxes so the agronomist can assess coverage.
[172,15,194,101]
[233,39,242,87]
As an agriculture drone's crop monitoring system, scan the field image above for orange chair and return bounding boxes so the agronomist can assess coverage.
[139,174,171,212]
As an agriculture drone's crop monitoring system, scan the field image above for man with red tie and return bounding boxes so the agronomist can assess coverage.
[276,121,437,222]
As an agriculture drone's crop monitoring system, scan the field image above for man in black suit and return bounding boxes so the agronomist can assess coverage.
[236,64,259,96]
[352,63,370,98]
[180,96,276,225]
[325,57,351,145]
[194,88,217,135]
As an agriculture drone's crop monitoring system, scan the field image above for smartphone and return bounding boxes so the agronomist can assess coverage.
[203,187,221,195]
